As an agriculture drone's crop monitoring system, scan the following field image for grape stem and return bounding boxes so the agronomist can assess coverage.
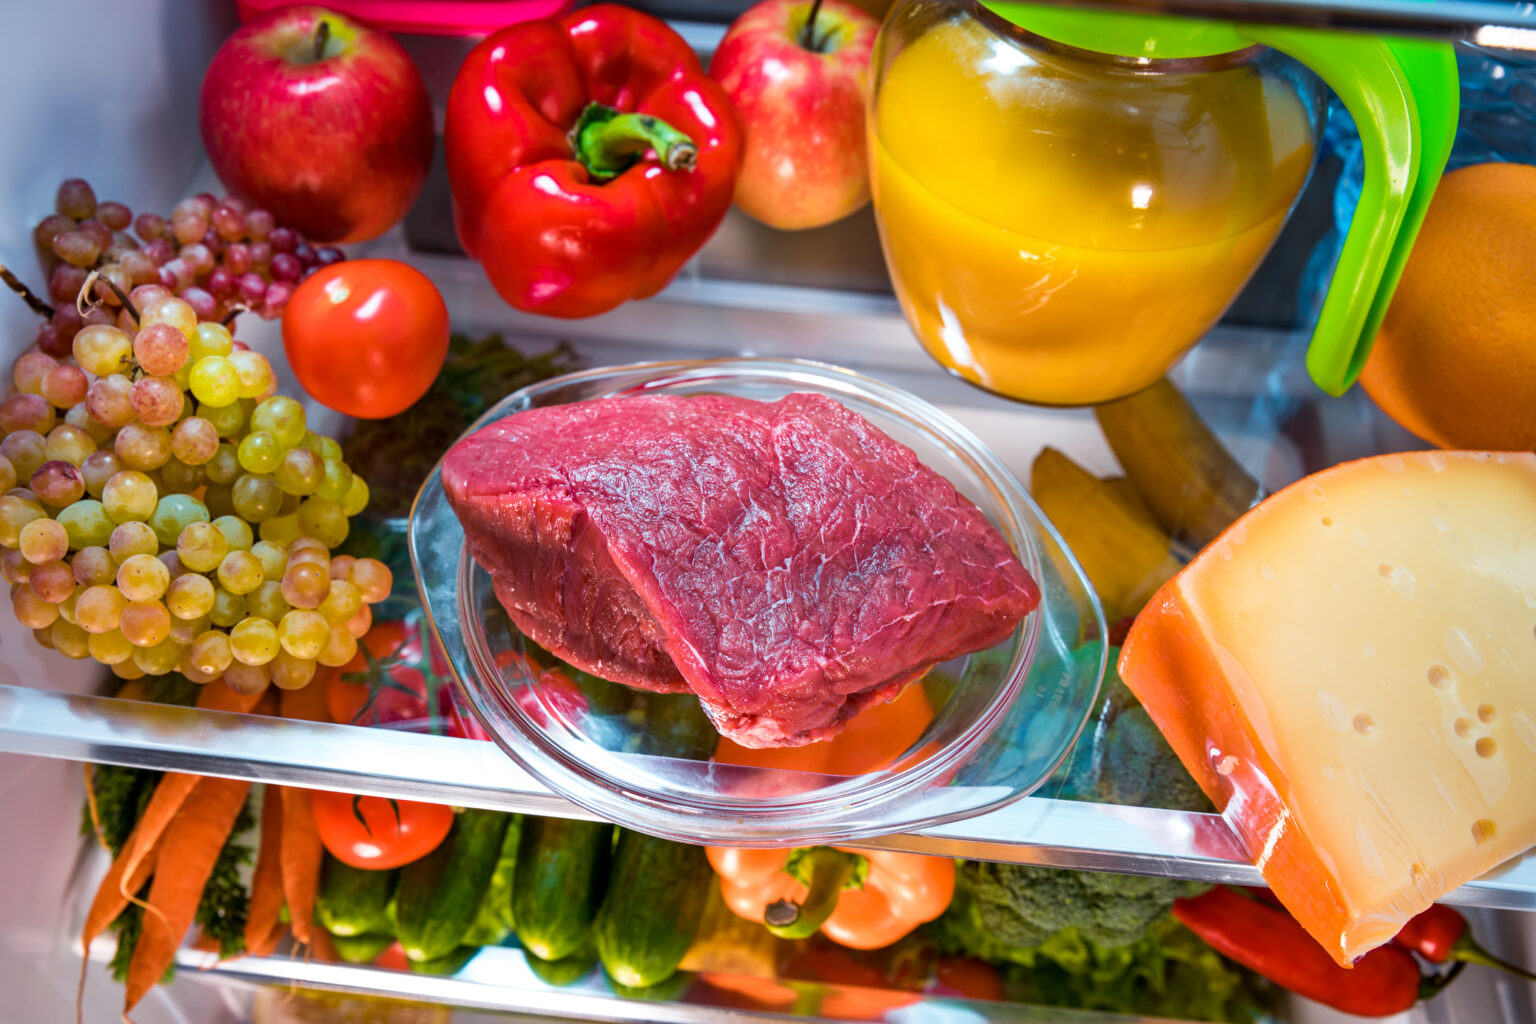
[221,303,250,327]
[77,269,140,324]
[0,262,55,317]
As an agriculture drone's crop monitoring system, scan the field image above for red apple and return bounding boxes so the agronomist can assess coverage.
[199,5,433,244]
[710,0,879,231]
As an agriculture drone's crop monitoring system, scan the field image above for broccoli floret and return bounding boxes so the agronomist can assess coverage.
[947,860,1210,953]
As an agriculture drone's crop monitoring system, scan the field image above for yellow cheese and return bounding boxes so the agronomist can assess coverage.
[1118,450,1536,964]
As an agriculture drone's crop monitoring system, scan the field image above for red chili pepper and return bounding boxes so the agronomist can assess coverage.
[1173,887,1460,1018]
[444,4,742,319]
[1394,904,1536,981]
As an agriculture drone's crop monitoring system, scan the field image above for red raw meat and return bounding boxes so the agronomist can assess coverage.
[443,392,1038,747]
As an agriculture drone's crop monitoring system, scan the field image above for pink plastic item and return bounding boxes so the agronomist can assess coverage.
[235,0,575,36]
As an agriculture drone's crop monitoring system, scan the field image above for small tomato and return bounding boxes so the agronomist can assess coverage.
[311,789,454,869]
[282,259,449,419]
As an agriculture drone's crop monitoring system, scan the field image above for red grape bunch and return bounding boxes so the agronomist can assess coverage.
[0,182,382,695]
[31,178,343,359]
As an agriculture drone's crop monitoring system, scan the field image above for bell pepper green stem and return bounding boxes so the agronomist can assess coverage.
[762,848,861,939]
[569,102,697,181]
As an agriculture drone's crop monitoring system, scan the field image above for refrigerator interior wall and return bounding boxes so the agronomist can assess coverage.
[0,2,1531,1022]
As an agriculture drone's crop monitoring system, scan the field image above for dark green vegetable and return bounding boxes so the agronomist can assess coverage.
[462,814,521,947]
[408,945,480,976]
[942,860,1208,952]
[397,809,510,962]
[513,817,613,961]
[594,830,712,988]
[1047,646,1211,813]
[995,917,1274,1023]
[341,334,583,517]
[632,692,718,760]
[316,854,398,937]
[607,971,694,1002]
[930,865,1274,1023]
[525,939,599,987]
[82,764,157,856]
[332,932,396,965]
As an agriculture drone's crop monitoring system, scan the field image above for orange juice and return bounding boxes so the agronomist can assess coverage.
[869,16,1316,405]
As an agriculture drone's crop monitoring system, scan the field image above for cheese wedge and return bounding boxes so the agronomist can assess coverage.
[1119,450,1536,965]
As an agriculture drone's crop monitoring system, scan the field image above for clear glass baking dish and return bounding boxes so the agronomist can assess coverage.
[409,358,1106,845]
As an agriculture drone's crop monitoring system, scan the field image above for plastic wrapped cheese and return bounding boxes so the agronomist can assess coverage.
[1119,450,1536,965]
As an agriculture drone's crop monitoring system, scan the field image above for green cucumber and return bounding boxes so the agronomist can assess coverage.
[331,932,395,965]
[408,945,479,976]
[462,814,521,947]
[525,938,599,987]
[594,829,712,988]
[512,817,613,961]
[396,809,511,962]
[315,855,397,937]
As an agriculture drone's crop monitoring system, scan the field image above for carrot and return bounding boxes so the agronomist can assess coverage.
[243,789,286,958]
[277,787,323,947]
[278,682,328,723]
[124,775,251,1015]
[273,685,329,948]
[196,679,267,714]
[112,773,202,905]
[77,817,166,1023]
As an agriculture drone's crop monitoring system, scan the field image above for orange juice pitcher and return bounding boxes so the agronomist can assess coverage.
[868,0,1458,405]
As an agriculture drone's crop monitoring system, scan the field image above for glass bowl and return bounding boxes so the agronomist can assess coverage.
[409,358,1106,845]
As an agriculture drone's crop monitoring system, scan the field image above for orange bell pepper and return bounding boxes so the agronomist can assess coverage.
[713,681,934,775]
[705,845,955,950]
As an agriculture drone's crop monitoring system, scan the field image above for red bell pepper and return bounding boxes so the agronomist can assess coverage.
[445,4,742,318]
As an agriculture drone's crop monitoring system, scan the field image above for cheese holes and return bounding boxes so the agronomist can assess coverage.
[1478,703,1498,724]
[1352,712,1376,736]
[1476,737,1498,759]
[1454,717,1474,738]
[1428,663,1453,689]
[1472,819,1497,844]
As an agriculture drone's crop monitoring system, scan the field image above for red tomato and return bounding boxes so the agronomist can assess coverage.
[327,617,492,745]
[310,789,454,869]
[325,620,427,727]
[282,259,449,419]
[372,941,411,972]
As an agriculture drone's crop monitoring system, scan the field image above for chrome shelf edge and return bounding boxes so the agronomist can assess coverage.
[12,684,1532,909]
[84,941,1179,1024]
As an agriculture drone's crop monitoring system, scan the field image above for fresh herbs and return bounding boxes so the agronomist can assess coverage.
[341,334,583,517]
[82,765,157,856]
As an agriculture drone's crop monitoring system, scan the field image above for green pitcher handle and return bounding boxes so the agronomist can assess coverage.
[1358,40,1460,355]
[1243,28,1423,396]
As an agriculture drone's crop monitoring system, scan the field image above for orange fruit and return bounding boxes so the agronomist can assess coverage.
[1362,161,1536,451]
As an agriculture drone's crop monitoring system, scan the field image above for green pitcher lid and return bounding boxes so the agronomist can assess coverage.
[981,1,1253,59]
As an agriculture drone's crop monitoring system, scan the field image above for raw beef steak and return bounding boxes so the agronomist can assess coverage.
[443,392,1039,748]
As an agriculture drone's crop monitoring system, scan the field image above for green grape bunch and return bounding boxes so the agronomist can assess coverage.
[2,193,386,696]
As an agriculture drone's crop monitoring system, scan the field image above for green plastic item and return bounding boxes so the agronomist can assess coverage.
[981,1,1460,396]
